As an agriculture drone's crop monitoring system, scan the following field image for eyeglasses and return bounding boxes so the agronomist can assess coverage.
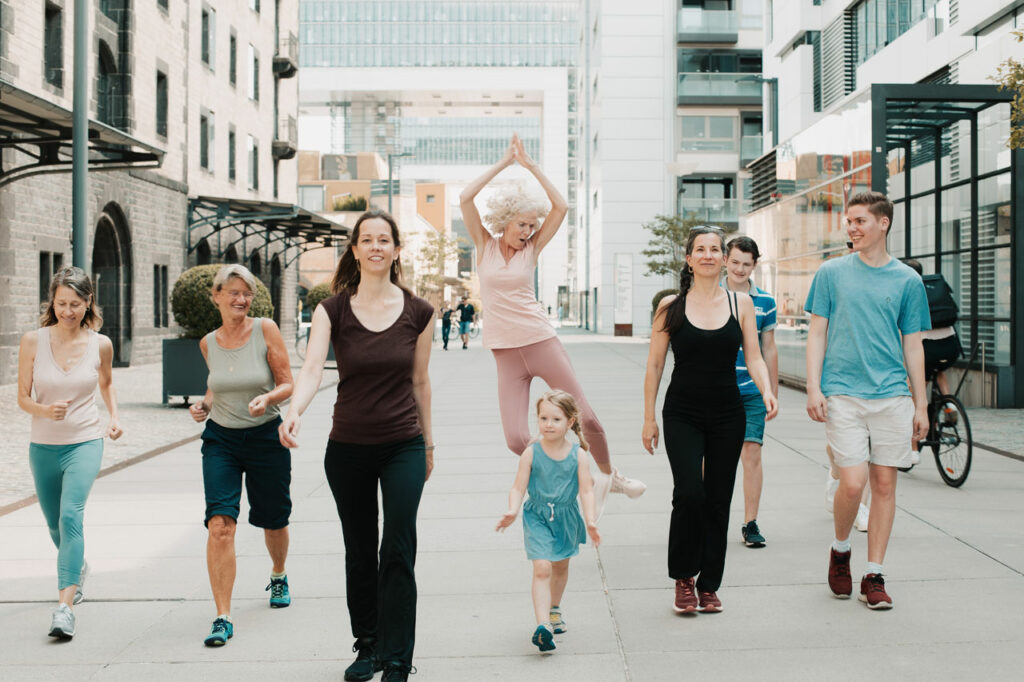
[224,290,255,300]
[691,225,725,234]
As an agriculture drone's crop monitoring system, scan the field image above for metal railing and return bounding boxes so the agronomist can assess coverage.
[677,197,744,225]
[740,134,763,162]
[677,73,763,100]
[677,8,738,35]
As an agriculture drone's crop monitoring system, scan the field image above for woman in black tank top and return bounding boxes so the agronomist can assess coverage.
[642,226,778,614]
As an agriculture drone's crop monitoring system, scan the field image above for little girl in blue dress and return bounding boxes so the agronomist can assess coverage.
[496,390,602,652]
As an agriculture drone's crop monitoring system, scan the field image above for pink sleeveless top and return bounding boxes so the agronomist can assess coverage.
[478,237,556,350]
[31,327,105,445]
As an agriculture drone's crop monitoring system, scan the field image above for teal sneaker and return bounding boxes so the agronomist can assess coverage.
[531,624,555,652]
[741,520,766,548]
[266,575,290,608]
[549,606,566,634]
[204,617,233,647]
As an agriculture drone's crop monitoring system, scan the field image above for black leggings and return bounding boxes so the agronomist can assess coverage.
[663,399,745,592]
[324,435,426,667]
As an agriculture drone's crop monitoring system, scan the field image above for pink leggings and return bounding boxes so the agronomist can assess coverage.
[491,336,610,467]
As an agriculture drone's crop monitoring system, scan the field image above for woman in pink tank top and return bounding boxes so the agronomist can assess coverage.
[460,135,647,509]
[16,266,122,641]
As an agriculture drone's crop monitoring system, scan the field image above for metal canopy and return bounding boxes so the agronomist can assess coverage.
[0,81,164,188]
[188,196,350,269]
[872,84,1010,152]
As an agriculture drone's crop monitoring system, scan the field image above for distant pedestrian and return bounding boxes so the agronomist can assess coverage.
[17,266,123,640]
[440,302,453,350]
[806,192,930,610]
[456,295,475,349]
[280,210,434,682]
[188,264,295,647]
[722,237,778,548]
[642,226,777,614]
[496,390,601,653]
[461,134,646,513]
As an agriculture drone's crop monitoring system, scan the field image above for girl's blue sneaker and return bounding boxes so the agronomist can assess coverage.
[266,575,290,608]
[532,624,555,652]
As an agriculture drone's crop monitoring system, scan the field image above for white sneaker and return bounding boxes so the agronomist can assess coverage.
[49,604,75,640]
[825,473,840,514]
[855,503,870,532]
[910,449,921,465]
[592,470,613,521]
[610,468,646,499]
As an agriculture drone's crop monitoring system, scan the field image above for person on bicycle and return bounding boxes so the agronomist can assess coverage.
[456,296,475,350]
[902,260,961,399]
[805,191,930,610]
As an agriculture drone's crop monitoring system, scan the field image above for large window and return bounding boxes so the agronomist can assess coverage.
[228,127,236,181]
[229,31,237,86]
[248,45,259,101]
[679,116,737,152]
[201,6,215,68]
[200,111,213,171]
[44,3,63,88]
[853,0,939,65]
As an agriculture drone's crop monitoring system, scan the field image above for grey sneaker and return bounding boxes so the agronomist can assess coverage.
[49,604,75,640]
[549,606,566,634]
[73,561,89,605]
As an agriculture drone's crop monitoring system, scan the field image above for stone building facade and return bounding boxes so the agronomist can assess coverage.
[0,0,307,384]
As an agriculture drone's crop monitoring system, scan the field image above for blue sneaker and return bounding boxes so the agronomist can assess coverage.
[531,624,555,652]
[266,575,290,608]
[204,617,233,647]
[741,520,766,548]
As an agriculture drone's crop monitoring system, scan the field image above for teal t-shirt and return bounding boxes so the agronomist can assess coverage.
[804,254,930,399]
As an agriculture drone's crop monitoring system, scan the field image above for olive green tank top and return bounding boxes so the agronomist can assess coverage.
[205,319,278,429]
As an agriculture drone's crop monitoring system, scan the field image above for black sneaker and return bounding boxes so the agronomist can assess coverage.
[344,638,381,681]
[741,520,766,548]
[382,661,417,682]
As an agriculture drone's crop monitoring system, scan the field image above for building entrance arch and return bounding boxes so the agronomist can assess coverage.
[92,203,133,366]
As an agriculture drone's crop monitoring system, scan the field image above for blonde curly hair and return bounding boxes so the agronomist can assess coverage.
[483,183,550,234]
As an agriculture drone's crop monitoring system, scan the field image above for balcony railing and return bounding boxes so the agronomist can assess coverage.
[273,33,298,78]
[677,198,744,226]
[677,8,738,43]
[677,73,762,105]
[740,134,763,163]
[272,115,297,160]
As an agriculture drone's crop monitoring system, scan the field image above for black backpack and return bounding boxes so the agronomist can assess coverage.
[921,273,958,328]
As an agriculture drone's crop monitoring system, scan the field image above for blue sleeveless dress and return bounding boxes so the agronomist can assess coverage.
[523,442,587,561]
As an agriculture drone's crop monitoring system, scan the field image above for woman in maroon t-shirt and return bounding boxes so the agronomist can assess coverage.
[280,210,434,682]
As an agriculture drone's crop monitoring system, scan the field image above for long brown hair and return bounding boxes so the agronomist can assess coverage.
[661,225,726,336]
[331,209,410,295]
[39,266,103,330]
[536,389,589,451]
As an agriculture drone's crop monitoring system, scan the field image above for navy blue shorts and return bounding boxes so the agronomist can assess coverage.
[201,417,292,529]
[741,392,767,445]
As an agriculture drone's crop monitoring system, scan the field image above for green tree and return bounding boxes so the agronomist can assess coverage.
[993,29,1024,150]
[640,213,704,277]
[415,229,464,295]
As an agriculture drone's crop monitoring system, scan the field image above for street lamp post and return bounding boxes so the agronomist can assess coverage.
[386,152,414,214]
[72,0,89,268]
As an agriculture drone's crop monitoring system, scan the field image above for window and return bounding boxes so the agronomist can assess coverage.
[426,194,436,203]
[158,0,169,10]
[39,251,64,303]
[250,0,260,12]
[44,3,63,88]
[97,41,119,126]
[153,264,169,327]
[228,127,236,181]
[156,71,168,137]
[199,111,213,171]
[201,6,215,68]
[678,49,762,73]
[248,135,259,190]
[249,45,259,101]
[229,31,237,86]
[679,116,738,151]
[298,185,324,211]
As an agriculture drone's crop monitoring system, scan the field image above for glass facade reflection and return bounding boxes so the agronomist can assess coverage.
[300,0,577,68]
[400,117,540,165]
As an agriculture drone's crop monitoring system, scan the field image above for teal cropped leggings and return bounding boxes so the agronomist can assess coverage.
[29,439,103,590]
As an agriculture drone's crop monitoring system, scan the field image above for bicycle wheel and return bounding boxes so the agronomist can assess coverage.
[295,328,308,361]
[930,395,971,487]
[469,324,480,339]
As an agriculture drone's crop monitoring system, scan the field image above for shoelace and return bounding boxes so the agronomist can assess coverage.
[699,591,718,604]
[211,619,229,634]
[864,574,886,594]
[833,554,851,579]
[383,663,417,680]
[676,579,696,599]
[746,522,760,536]
[266,579,286,599]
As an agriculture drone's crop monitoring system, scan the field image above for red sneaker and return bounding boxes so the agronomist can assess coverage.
[828,548,852,598]
[673,578,698,613]
[697,590,722,613]
[859,573,893,610]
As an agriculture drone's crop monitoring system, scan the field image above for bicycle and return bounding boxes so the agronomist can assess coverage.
[901,343,975,487]
[468,320,481,339]
[294,321,311,361]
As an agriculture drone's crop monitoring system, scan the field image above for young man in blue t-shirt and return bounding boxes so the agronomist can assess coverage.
[723,237,778,549]
[805,191,930,610]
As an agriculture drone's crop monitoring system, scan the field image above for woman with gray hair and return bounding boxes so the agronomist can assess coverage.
[188,264,294,647]
[460,135,647,515]
[17,266,123,640]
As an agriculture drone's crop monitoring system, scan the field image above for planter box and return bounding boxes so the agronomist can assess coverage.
[162,338,208,404]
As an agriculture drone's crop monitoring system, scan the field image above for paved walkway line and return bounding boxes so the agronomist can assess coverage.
[975,442,1024,463]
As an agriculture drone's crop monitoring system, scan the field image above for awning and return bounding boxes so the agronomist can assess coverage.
[871,83,1011,151]
[188,196,350,268]
[0,81,164,188]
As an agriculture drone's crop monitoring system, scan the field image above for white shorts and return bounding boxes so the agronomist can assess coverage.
[825,395,914,468]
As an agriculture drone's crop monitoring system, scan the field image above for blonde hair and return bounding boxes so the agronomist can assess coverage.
[536,389,589,451]
[212,264,258,294]
[39,266,103,330]
[483,183,550,234]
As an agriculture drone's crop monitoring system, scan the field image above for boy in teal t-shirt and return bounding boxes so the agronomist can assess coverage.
[805,191,930,610]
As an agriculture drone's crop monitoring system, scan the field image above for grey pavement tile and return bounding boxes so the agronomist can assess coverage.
[0,666,107,682]
[411,653,627,681]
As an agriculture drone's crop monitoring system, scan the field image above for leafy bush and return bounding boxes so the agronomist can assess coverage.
[333,195,368,211]
[171,264,273,338]
[306,283,333,310]
[652,288,678,314]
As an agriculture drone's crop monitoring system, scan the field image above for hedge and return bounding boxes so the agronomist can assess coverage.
[171,264,274,339]
[306,282,333,311]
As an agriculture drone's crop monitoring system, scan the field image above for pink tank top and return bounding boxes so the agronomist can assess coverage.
[31,327,105,445]
[478,237,556,350]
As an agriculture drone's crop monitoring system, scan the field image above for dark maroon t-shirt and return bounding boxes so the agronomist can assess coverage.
[320,289,434,444]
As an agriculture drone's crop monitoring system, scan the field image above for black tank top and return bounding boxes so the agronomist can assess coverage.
[666,290,743,408]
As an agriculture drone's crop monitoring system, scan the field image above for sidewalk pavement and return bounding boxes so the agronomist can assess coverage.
[2,332,1023,680]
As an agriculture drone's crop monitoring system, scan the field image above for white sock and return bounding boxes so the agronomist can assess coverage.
[271,571,286,579]
[832,538,851,553]
[865,562,883,576]
[218,614,232,622]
